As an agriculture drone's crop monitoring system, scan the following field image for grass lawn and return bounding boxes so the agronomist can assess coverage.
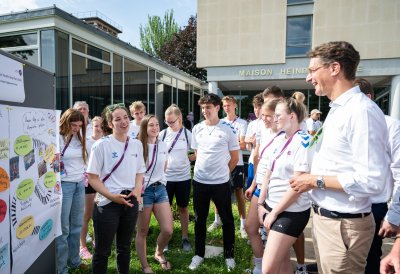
[71,194,254,274]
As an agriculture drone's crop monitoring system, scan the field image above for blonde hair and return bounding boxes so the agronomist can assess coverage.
[129,101,146,112]
[91,116,102,123]
[292,91,305,103]
[221,95,237,104]
[164,104,183,127]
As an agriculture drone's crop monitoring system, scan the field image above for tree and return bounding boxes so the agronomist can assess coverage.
[160,16,206,81]
[139,10,179,58]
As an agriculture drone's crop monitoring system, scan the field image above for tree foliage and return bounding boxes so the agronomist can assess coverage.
[159,16,206,81]
[139,10,180,58]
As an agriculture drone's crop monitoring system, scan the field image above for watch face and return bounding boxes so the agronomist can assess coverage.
[317,177,325,189]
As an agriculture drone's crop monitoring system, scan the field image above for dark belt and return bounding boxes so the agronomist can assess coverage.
[312,204,371,219]
[150,181,163,187]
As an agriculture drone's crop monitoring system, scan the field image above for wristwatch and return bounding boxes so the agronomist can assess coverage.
[316,176,325,189]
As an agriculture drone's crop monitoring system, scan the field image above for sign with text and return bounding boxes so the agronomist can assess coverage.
[0,54,25,103]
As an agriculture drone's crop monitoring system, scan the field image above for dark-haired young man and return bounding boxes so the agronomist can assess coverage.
[189,93,239,271]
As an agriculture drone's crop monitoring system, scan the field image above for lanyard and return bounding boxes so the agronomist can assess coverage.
[270,130,300,172]
[167,128,183,153]
[60,135,73,157]
[258,131,284,160]
[227,117,238,127]
[146,143,158,173]
[102,137,130,182]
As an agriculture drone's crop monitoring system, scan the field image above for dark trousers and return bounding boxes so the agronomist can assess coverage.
[365,202,388,274]
[92,199,139,274]
[193,180,235,258]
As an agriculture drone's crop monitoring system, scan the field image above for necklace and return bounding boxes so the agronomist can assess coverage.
[206,125,216,135]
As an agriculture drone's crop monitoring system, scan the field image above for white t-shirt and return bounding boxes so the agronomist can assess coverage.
[143,141,168,187]
[255,130,285,186]
[191,120,240,184]
[86,135,146,206]
[86,136,98,156]
[85,121,93,139]
[266,131,315,212]
[159,127,192,182]
[128,120,140,139]
[59,134,86,182]
[223,117,248,166]
[245,119,261,165]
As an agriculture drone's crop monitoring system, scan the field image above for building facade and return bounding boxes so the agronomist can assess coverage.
[197,0,400,120]
[0,7,205,122]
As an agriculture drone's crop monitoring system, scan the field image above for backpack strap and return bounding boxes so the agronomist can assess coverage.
[162,129,167,141]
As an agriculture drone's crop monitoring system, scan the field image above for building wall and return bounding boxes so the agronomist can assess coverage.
[313,0,400,59]
[197,0,286,67]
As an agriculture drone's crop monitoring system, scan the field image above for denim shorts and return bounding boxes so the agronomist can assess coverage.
[142,182,169,207]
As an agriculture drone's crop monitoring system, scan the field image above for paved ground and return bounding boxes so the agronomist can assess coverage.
[289,212,394,273]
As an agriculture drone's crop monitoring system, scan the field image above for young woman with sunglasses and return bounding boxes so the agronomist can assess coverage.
[159,104,195,252]
[257,98,315,274]
[86,104,145,274]
[136,115,173,273]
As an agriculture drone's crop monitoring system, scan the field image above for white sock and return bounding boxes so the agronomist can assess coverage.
[240,218,246,228]
[297,264,306,270]
[215,214,221,224]
[254,257,262,269]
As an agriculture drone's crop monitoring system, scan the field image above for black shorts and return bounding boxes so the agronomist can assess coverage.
[264,203,310,238]
[166,179,191,208]
[85,183,96,194]
[230,165,245,189]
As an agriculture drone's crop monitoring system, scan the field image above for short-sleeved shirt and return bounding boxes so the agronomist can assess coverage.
[223,117,248,166]
[86,135,146,206]
[305,118,322,133]
[59,134,85,182]
[143,141,168,187]
[191,120,240,184]
[266,131,315,212]
[246,119,262,164]
[159,127,192,182]
[128,120,140,139]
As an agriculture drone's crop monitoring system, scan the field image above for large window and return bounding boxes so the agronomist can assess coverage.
[55,31,69,113]
[286,16,312,57]
[124,58,148,115]
[113,54,123,103]
[0,32,39,65]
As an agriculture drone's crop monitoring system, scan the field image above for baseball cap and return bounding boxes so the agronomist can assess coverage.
[311,109,322,115]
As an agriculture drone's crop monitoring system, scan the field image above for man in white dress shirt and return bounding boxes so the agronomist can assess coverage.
[289,41,391,274]
[355,77,400,274]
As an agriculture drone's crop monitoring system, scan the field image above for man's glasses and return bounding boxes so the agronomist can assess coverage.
[164,118,178,125]
[106,103,125,112]
[307,65,325,75]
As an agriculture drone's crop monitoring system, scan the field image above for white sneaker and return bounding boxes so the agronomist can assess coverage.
[225,258,236,271]
[295,266,308,274]
[189,255,204,270]
[207,221,221,232]
[240,227,248,239]
[252,267,262,274]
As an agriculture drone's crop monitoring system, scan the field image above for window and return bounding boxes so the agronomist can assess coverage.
[0,33,37,47]
[286,16,312,57]
[287,0,313,5]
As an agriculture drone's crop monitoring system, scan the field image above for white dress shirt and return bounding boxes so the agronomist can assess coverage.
[383,116,400,226]
[309,86,391,213]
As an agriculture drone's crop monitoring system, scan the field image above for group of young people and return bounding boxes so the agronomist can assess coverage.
[54,40,399,274]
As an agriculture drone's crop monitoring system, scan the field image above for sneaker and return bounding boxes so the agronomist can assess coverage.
[86,234,92,243]
[240,227,248,239]
[295,265,308,274]
[225,258,236,271]
[189,255,204,270]
[182,238,192,252]
[207,221,221,232]
[244,267,262,274]
[163,244,169,252]
[79,247,92,260]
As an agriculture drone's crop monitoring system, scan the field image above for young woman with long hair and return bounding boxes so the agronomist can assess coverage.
[56,108,87,274]
[257,98,315,274]
[86,104,145,274]
[135,114,173,273]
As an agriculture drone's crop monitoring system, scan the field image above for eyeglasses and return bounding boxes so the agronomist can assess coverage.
[307,65,325,75]
[106,103,125,112]
[164,118,179,125]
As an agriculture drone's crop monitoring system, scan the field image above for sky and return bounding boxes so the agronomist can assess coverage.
[0,0,197,48]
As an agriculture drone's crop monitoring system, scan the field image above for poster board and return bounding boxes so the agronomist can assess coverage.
[0,105,61,274]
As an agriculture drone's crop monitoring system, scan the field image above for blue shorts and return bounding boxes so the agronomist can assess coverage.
[247,163,254,189]
[142,182,169,207]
